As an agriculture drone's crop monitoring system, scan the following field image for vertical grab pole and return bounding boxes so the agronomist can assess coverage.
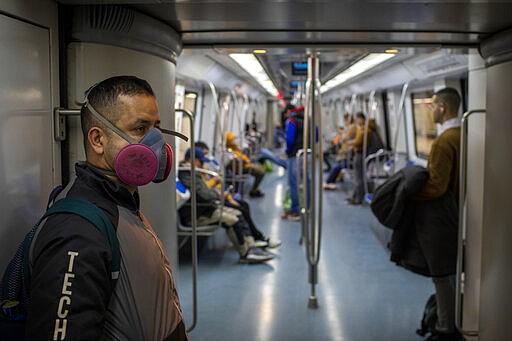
[455,109,485,336]
[175,109,197,332]
[297,148,311,246]
[303,54,323,309]
[362,90,376,196]
[207,82,228,192]
[392,83,409,173]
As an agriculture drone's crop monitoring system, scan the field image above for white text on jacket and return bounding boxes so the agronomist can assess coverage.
[53,251,79,340]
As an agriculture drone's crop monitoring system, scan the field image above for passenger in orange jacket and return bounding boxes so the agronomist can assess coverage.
[226,132,266,197]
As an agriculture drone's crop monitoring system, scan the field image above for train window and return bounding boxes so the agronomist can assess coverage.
[411,91,436,159]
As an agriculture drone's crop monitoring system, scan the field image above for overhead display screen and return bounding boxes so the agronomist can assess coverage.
[291,62,308,76]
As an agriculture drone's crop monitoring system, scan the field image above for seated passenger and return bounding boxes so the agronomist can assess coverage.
[178,147,274,263]
[246,123,287,170]
[225,131,266,197]
[194,142,281,249]
[345,112,379,205]
[323,125,344,172]
[323,113,357,190]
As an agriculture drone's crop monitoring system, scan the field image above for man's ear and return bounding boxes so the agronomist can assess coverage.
[88,127,106,155]
[439,102,446,114]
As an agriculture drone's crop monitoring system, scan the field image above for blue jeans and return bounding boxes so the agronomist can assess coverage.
[288,157,299,214]
[326,160,348,183]
[260,147,287,169]
[287,156,311,213]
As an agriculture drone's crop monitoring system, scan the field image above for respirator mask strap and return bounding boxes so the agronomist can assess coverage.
[84,99,188,186]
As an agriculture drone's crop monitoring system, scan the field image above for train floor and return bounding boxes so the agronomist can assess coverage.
[177,167,434,341]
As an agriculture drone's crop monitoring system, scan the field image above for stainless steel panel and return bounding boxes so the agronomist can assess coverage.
[480,60,512,341]
[0,14,54,273]
[460,53,487,337]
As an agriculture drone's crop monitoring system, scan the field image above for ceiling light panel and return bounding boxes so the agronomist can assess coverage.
[229,53,278,97]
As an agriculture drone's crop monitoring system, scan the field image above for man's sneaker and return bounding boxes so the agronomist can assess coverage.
[282,211,301,221]
[239,247,274,264]
[265,237,282,248]
[255,237,281,248]
[254,239,269,248]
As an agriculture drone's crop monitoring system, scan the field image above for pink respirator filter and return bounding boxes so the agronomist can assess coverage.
[115,144,159,186]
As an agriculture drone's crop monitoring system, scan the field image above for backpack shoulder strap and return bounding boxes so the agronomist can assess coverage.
[43,197,120,286]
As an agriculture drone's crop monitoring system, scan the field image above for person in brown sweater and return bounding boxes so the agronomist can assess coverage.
[416,87,462,341]
[345,112,377,204]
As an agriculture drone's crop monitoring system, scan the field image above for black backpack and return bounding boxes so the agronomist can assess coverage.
[416,294,438,337]
[0,186,120,340]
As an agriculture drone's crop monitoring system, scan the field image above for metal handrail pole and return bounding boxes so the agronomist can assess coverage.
[392,83,409,173]
[229,91,245,189]
[455,109,485,336]
[303,76,313,304]
[312,69,324,299]
[175,109,197,332]
[304,54,323,309]
[207,81,226,178]
[296,148,311,245]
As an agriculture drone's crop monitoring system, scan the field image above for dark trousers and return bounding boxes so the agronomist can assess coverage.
[432,275,456,333]
[224,199,265,241]
[351,152,364,203]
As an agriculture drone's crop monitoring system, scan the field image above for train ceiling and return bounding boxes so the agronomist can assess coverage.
[59,1,512,97]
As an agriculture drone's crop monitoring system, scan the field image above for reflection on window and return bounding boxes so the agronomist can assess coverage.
[411,91,436,159]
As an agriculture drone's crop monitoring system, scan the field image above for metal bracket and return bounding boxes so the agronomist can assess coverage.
[53,108,81,141]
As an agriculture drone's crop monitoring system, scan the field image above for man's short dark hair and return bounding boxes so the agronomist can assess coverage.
[434,88,461,113]
[195,141,209,151]
[80,76,155,150]
[343,113,354,124]
[355,112,366,121]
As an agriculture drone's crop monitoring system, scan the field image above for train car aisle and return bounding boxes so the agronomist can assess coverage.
[177,168,434,341]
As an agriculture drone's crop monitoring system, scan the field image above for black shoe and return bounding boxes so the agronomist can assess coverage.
[249,189,264,197]
[345,198,361,206]
[425,330,462,341]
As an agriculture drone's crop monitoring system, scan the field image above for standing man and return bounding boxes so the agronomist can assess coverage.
[282,105,305,220]
[26,76,188,340]
[416,88,462,341]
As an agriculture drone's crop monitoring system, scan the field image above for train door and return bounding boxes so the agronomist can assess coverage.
[0,7,59,273]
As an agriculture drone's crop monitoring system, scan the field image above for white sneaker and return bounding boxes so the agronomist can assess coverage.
[254,239,269,248]
[265,237,282,248]
[239,247,274,264]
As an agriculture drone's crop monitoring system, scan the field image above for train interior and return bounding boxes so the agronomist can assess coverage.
[1,1,512,340]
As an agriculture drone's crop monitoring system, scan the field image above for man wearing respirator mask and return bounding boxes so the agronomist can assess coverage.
[26,76,188,340]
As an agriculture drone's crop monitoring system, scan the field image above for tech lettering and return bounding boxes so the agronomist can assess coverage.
[53,251,79,340]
